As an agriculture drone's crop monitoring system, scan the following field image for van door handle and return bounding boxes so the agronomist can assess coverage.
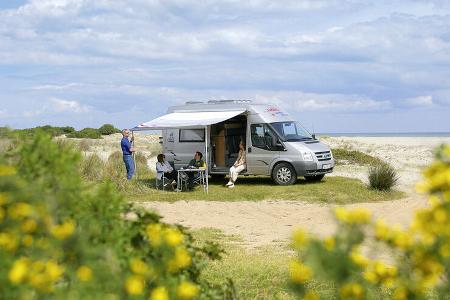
[248,147,252,153]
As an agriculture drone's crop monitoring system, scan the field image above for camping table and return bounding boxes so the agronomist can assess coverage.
[177,168,207,192]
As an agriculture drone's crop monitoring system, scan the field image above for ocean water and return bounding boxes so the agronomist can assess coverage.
[317,132,450,137]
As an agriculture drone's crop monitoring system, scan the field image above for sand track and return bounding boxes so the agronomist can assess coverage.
[140,195,427,247]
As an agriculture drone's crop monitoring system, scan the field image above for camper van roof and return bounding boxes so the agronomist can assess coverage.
[184,100,251,105]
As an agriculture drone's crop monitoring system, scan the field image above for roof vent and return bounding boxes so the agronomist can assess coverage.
[207,100,252,104]
[185,101,204,105]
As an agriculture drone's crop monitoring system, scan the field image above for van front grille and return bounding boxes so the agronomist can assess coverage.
[315,151,332,161]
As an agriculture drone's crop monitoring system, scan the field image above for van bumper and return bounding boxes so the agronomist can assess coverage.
[291,160,334,177]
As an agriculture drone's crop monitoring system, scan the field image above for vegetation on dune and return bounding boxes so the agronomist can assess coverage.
[0,132,236,299]
[288,145,450,300]
[332,148,385,166]
[368,163,399,191]
[0,124,121,140]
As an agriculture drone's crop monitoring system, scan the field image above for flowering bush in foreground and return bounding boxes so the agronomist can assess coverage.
[0,132,235,299]
[290,145,450,299]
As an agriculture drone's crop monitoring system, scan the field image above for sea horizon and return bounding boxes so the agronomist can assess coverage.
[317,132,450,137]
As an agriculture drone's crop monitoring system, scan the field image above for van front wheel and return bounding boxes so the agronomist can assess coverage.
[272,163,297,185]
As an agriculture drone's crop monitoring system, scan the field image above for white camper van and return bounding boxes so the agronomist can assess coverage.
[134,100,334,185]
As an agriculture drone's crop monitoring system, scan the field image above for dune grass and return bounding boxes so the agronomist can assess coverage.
[129,175,404,203]
[332,148,385,166]
[193,228,337,300]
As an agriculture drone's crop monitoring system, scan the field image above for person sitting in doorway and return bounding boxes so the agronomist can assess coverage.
[226,141,246,188]
[156,154,177,188]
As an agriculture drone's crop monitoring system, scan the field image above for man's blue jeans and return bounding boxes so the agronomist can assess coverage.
[123,154,135,180]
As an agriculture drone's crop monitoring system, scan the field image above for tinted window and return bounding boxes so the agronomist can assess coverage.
[251,124,279,150]
[179,129,205,142]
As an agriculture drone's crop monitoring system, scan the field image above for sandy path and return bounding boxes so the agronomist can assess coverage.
[138,137,447,247]
[140,194,427,247]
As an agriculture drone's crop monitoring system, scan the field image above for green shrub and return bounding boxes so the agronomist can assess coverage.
[0,132,235,299]
[98,124,121,135]
[67,128,102,139]
[80,154,105,181]
[368,163,399,191]
[332,148,384,166]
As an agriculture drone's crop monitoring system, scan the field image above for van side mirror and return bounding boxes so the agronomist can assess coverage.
[312,134,316,140]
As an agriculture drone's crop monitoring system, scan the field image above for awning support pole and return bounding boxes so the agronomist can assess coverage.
[131,130,136,178]
[205,125,209,194]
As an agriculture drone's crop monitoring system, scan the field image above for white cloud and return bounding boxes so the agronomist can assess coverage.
[50,97,91,113]
[22,98,91,118]
[402,95,434,107]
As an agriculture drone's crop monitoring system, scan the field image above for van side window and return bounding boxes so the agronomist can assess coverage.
[251,124,278,150]
[179,129,205,142]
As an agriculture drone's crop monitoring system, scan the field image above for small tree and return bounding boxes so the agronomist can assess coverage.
[99,124,121,135]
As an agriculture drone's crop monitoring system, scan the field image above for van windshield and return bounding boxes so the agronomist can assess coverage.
[270,122,312,142]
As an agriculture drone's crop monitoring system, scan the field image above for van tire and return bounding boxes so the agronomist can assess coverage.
[272,163,297,185]
[304,174,325,182]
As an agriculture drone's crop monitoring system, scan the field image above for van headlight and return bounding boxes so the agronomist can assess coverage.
[302,151,314,161]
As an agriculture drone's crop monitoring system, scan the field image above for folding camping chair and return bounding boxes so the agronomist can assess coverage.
[155,171,170,190]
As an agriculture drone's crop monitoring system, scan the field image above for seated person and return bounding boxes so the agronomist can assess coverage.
[226,141,246,188]
[188,151,206,169]
[185,151,206,188]
[156,154,177,188]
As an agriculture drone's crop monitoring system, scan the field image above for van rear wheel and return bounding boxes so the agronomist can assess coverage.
[304,174,325,182]
[272,163,297,185]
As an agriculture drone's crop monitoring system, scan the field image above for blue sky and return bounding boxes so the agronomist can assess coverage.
[0,0,449,133]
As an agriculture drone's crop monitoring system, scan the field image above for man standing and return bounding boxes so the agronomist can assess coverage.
[121,129,135,180]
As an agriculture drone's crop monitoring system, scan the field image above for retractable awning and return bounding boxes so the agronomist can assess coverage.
[132,110,245,131]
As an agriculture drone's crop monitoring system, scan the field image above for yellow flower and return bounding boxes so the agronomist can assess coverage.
[77,266,93,282]
[8,258,29,284]
[164,227,184,247]
[350,250,369,268]
[433,207,447,223]
[0,193,7,206]
[304,290,320,300]
[168,247,192,272]
[335,207,349,223]
[125,275,145,295]
[0,207,5,222]
[22,235,34,247]
[0,165,16,176]
[348,208,372,224]
[8,202,33,219]
[292,229,308,248]
[289,260,312,284]
[0,232,18,251]
[130,258,149,275]
[22,218,38,233]
[51,220,75,240]
[335,207,371,224]
[323,236,335,251]
[177,281,200,300]
[146,224,163,246]
[45,260,64,282]
[374,220,390,241]
[150,286,169,300]
[439,243,450,257]
[393,230,413,250]
[363,270,378,284]
[393,287,408,300]
[339,282,364,300]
